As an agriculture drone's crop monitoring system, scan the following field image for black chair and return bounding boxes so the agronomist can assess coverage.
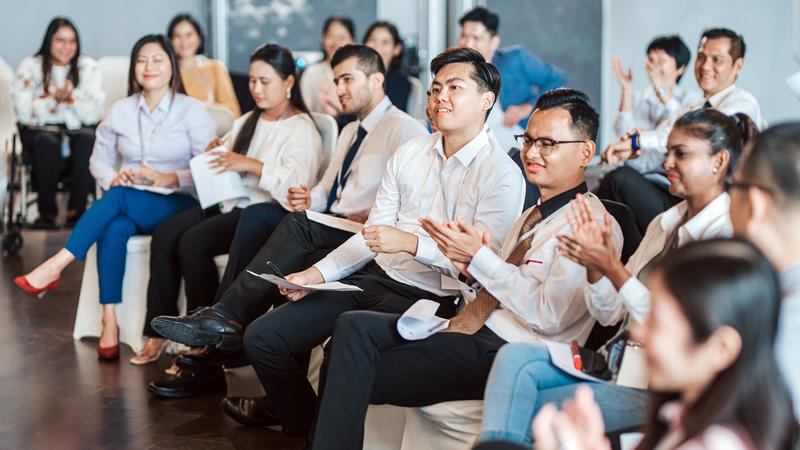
[508,147,540,210]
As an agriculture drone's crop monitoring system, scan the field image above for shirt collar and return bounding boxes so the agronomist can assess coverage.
[358,96,392,134]
[537,183,588,219]
[137,91,174,115]
[433,128,490,167]
[781,260,800,298]
[659,192,730,240]
[705,84,737,108]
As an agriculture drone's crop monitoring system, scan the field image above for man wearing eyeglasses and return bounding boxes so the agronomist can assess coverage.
[309,88,623,449]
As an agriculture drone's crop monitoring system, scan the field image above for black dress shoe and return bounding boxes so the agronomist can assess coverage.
[221,396,281,428]
[151,307,243,350]
[175,346,250,371]
[148,366,225,398]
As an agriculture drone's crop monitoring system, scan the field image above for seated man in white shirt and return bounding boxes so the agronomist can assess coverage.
[149,44,427,398]
[729,122,800,418]
[596,27,766,232]
[237,47,525,438]
[309,88,623,450]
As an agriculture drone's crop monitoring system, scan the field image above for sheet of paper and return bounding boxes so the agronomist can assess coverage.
[620,433,644,450]
[544,340,607,383]
[305,210,363,234]
[246,270,363,292]
[190,148,250,209]
[397,299,450,341]
[130,184,175,195]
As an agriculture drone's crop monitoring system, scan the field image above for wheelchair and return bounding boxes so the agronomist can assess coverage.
[1,124,96,256]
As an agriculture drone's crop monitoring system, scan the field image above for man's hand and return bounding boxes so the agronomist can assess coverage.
[287,185,311,211]
[645,59,675,105]
[419,216,490,279]
[278,267,325,302]
[557,194,619,283]
[611,56,632,91]
[601,139,635,165]
[362,225,418,255]
[346,215,369,224]
[503,104,533,127]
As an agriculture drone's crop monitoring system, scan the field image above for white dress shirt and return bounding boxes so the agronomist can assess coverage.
[613,85,703,139]
[313,128,526,296]
[585,192,732,326]
[467,190,623,345]
[13,55,105,129]
[224,112,323,210]
[778,261,800,419]
[309,96,427,217]
[631,84,767,173]
[89,92,217,192]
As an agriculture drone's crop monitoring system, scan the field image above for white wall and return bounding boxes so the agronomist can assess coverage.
[602,0,800,147]
[0,0,207,68]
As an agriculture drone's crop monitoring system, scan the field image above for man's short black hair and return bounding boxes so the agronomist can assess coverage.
[331,44,386,77]
[701,27,746,61]
[647,35,691,83]
[533,88,599,141]
[459,7,499,36]
[430,47,501,120]
[741,122,800,209]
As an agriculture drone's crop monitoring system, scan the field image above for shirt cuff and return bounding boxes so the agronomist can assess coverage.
[413,235,440,266]
[466,246,505,287]
[309,184,327,212]
[313,257,341,283]
[638,129,663,152]
[176,169,194,188]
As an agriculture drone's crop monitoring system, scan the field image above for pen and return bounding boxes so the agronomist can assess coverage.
[266,260,285,278]
[525,259,543,265]
[570,340,583,371]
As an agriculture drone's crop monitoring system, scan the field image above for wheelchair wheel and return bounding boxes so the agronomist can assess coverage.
[2,230,23,256]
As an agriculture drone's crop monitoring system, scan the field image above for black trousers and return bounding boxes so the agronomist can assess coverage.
[311,311,505,449]
[214,211,354,327]
[214,202,289,303]
[19,127,95,219]
[595,166,681,233]
[243,264,459,437]
[143,206,241,337]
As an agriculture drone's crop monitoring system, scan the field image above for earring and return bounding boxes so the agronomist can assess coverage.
[286,88,291,99]
[713,167,719,174]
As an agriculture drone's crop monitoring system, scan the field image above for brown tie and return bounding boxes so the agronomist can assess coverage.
[445,207,544,335]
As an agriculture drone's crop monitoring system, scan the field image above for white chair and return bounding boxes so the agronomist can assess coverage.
[400,401,484,450]
[406,76,426,121]
[310,112,338,178]
[0,57,17,146]
[95,56,129,115]
[72,236,229,353]
[206,104,235,138]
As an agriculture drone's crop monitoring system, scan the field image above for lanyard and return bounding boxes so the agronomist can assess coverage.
[137,93,175,164]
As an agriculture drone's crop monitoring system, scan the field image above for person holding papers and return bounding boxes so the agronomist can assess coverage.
[191,47,524,437]
[475,108,751,447]
[13,34,216,360]
[308,88,617,449]
[129,43,323,365]
[147,45,425,398]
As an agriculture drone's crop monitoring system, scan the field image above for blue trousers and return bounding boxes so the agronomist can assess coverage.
[479,342,649,446]
[65,186,197,304]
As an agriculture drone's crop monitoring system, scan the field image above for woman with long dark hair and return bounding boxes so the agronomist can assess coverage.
[530,239,798,450]
[12,17,105,227]
[363,21,412,113]
[168,13,240,116]
[131,43,323,364]
[14,34,216,360]
[476,109,756,447]
[300,16,355,116]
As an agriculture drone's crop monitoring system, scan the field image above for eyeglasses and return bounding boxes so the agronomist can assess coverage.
[514,134,586,156]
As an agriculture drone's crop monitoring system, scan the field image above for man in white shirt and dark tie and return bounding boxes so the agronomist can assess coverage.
[728,122,800,419]
[149,45,426,398]
[309,88,623,450]
[597,27,766,231]
[233,47,525,438]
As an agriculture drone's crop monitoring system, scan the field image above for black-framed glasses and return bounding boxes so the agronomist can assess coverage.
[514,134,586,156]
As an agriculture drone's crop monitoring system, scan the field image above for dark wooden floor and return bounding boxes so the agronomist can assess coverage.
[1,230,304,450]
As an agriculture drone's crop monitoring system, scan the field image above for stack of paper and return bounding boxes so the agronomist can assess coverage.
[397,299,450,340]
[190,147,250,208]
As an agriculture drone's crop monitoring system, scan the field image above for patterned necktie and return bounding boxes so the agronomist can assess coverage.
[325,125,368,213]
[445,207,544,335]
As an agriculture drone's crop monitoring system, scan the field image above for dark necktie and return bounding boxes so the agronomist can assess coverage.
[445,207,544,335]
[325,125,368,213]
[703,100,713,108]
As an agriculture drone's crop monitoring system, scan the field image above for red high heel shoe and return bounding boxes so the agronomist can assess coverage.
[14,276,60,299]
[98,329,120,360]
